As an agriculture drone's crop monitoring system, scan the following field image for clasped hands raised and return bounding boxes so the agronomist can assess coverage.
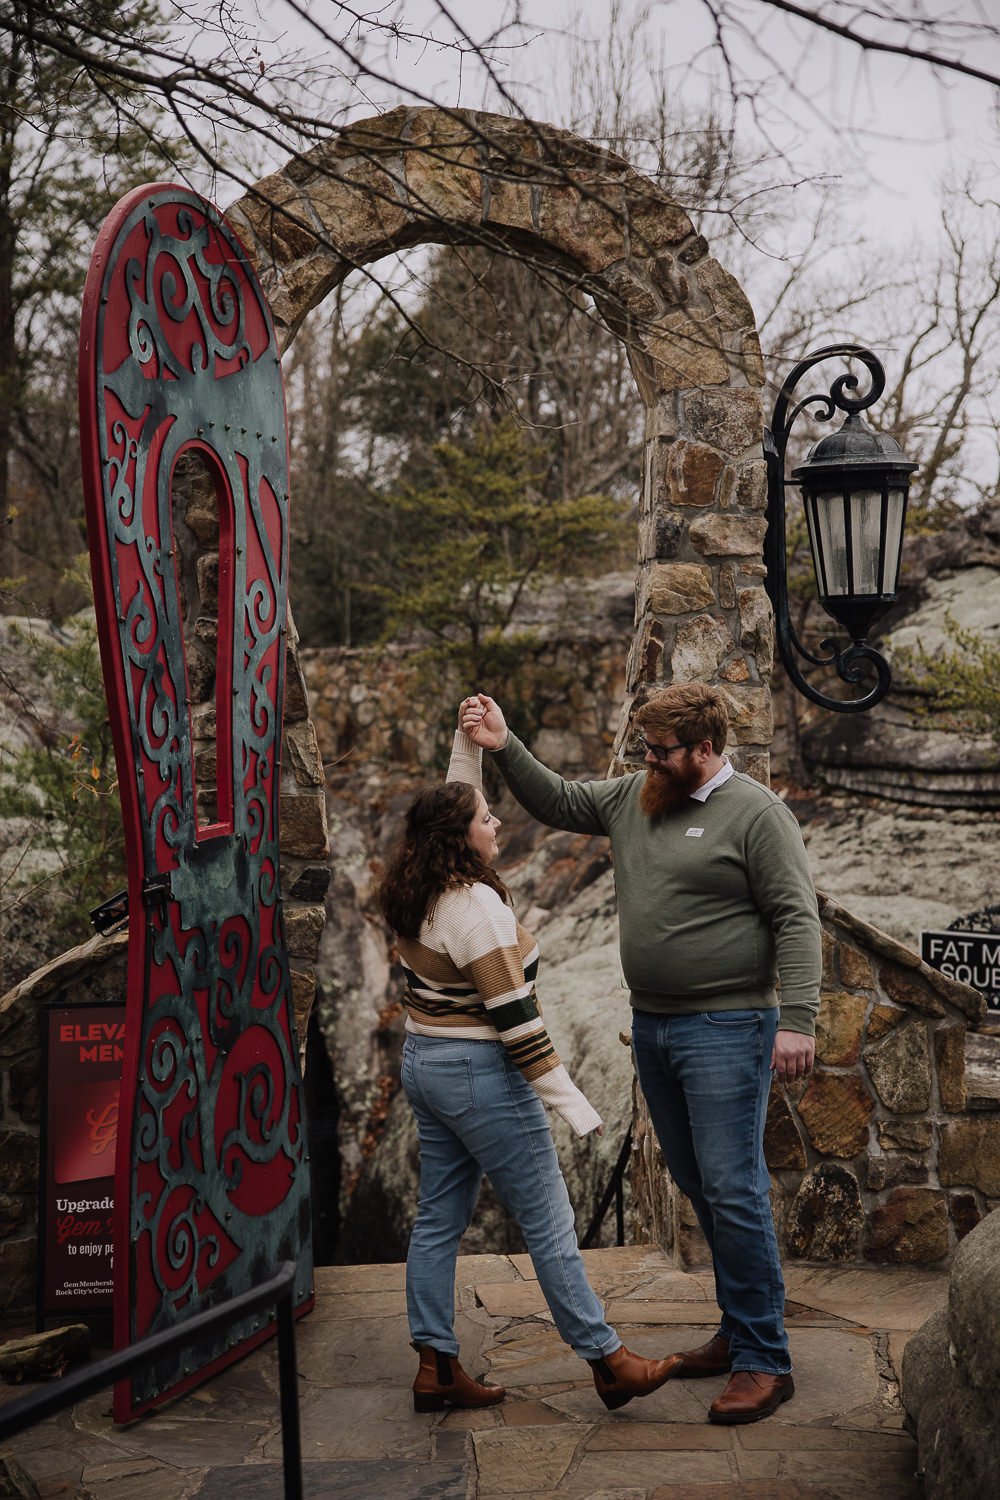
[460,693,509,751]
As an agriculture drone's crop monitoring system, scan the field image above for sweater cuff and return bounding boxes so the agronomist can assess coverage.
[532,1064,603,1136]
[446,731,483,789]
[777,999,818,1037]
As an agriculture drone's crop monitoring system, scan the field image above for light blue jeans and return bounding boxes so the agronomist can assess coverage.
[631,1007,790,1376]
[401,1033,620,1361]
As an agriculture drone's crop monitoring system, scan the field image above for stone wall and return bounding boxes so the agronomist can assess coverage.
[630,892,995,1268]
[303,572,634,778]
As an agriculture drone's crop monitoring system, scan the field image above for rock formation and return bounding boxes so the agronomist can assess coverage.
[801,500,1000,808]
[903,1208,1000,1497]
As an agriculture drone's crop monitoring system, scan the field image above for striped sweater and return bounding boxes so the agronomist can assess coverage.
[397,734,602,1137]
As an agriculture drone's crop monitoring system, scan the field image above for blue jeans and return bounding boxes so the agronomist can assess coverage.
[631,1007,790,1375]
[401,1033,620,1362]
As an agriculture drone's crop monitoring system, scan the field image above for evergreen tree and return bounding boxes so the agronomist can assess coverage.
[0,0,186,612]
[894,613,1000,744]
[375,418,630,738]
[285,244,640,648]
[0,592,122,970]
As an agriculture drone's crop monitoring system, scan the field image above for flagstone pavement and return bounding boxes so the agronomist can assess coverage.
[0,1245,945,1499]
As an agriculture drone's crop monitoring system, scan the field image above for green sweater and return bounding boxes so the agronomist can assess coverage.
[492,734,822,1036]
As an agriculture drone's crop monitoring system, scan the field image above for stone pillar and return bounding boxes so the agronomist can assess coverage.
[622,298,772,781]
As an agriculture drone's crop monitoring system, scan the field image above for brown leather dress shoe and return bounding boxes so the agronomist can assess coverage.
[708,1370,794,1424]
[588,1346,684,1411]
[412,1346,506,1412]
[672,1333,732,1379]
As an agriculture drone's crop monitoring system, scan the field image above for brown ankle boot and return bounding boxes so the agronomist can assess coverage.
[673,1332,732,1378]
[588,1345,683,1411]
[412,1346,506,1412]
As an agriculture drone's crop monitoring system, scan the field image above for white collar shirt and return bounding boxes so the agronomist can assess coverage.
[690,756,734,802]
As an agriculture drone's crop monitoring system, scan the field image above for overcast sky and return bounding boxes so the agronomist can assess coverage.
[233,1,1000,496]
[527,0,1000,234]
[253,0,1000,250]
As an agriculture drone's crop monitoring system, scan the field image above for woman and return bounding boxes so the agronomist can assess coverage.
[377,716,681,1413]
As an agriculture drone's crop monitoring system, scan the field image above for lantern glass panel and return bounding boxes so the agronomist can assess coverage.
[806,490,848,599]
[880,488,907,594]
[850,487,884,595]
[805,484,908,601]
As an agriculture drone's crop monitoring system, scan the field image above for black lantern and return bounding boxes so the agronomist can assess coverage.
[764,345,918,713]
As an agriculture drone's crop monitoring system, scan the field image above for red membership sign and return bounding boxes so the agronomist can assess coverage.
[39,1002,125,1323]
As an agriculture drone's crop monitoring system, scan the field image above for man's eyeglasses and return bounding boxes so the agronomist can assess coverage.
[639,736,689,762]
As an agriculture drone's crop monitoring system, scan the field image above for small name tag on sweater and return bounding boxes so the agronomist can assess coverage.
[685,827,705,837]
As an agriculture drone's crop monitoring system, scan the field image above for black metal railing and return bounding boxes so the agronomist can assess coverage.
[0,1262,302,1500]
[581,1124,633,1249]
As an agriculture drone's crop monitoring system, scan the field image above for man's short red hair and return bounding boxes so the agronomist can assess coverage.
[635,683,729,755]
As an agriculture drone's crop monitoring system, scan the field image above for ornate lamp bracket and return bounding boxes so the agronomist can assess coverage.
[764,343,896,714]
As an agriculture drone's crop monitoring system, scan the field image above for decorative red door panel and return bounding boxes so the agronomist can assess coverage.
[78,184,313,1421]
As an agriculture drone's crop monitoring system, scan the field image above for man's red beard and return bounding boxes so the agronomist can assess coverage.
[639,761,703,818]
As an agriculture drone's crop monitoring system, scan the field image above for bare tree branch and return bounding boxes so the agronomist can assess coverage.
[750,0,1000,89]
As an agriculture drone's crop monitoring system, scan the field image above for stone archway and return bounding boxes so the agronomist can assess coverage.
[228,107,774,782]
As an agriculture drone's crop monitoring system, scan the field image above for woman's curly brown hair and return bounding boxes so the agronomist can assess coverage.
[376,781,510,939]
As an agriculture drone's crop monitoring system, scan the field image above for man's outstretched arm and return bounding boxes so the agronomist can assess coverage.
[460,694,610,836]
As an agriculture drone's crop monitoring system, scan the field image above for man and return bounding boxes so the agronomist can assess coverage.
[459,682,821,1425]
